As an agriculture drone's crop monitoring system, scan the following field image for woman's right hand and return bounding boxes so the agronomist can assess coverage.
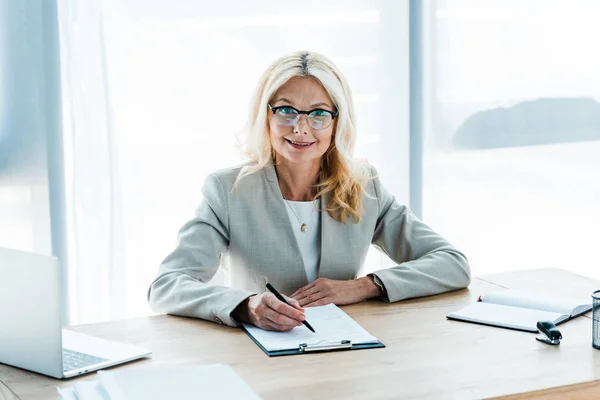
[246,293,306,331]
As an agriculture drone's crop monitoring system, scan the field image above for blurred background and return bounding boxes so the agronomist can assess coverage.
[1,0,598,324]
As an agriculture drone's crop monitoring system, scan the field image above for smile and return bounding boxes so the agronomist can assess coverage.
[285,138,315,149]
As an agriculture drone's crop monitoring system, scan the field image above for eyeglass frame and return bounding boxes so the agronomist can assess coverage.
[267,103,338,130]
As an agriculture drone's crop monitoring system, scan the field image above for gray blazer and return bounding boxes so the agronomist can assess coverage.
[147,163,471,327]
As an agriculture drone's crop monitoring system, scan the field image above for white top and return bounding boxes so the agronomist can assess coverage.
[283,198,321,283]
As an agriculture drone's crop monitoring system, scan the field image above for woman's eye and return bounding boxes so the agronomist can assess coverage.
[310,110,329,117]
[278,107,296,115]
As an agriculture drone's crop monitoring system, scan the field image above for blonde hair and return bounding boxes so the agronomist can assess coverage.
[236,51,369,223]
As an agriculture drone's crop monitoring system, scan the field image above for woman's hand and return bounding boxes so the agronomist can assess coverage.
[243,293,306,331]
[291,277,381,307]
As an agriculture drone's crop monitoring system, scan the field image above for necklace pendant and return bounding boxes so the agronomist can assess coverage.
[300,223,308,233]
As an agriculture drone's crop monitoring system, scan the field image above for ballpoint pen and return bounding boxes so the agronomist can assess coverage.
[266,282,316,333]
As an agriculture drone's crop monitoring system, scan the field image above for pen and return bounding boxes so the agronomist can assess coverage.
[266,282,315,333]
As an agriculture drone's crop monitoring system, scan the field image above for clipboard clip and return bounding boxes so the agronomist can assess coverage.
[299,340,352,352]
[536,320,562,345]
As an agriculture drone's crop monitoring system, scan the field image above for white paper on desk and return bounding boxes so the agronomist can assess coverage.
[56,387,77,400]
[97,364,261,400]
[74,381,110,400]
[243,303,379,352]
[57,381,109,400]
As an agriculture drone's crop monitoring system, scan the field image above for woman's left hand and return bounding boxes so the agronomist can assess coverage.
[290,277,381,307]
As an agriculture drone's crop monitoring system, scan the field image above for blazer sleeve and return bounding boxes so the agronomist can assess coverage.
[369,167,471,302]
[147,173,255,327]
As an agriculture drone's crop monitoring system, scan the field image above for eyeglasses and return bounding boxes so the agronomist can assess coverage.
[268,104,338,130]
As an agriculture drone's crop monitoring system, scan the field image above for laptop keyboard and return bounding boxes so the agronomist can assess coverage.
[63,348,109,372]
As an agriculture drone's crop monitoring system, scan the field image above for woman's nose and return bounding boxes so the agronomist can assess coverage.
[293,114,310,134]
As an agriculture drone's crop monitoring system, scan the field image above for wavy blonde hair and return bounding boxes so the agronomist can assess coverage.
[236,51,369,223]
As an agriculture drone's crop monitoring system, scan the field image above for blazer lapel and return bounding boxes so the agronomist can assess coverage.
[317,190,333,278]
[317,190,361,280]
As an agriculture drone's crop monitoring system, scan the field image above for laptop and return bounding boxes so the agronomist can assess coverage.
[0,247,152,379]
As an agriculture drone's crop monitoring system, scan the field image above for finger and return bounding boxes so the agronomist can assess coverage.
[263,308,303,328]
[256,320,282,332]
[297,290,326,307]
[304,297,331,308]
[264,321,298,332]
[284,295,304,312]
[294,285,322,302]
[290,284,308,298]
[291,280,318,298]
[266,295,305,321]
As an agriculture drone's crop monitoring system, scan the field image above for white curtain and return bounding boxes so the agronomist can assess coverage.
[58,0,410,324]
[59,0,125,323]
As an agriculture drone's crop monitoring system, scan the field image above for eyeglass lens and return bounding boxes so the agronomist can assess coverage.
[273,108,333,130]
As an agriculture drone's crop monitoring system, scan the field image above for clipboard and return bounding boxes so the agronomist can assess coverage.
[240,304,386,357]
[242,326,386,356]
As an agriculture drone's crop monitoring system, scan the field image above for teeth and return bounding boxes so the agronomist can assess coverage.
[290,140,311,146]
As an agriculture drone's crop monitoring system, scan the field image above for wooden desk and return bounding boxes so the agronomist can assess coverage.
[1,268,599,400]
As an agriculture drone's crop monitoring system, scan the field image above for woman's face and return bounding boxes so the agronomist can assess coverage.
[268,76,336,167]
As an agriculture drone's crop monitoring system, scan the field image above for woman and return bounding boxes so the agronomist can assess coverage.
[148,51,471,332]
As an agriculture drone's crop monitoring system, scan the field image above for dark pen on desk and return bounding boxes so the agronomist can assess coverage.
[266,282,316,333]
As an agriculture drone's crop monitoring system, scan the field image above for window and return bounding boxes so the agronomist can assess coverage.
[422,0,600,278]
[60,0,410,323]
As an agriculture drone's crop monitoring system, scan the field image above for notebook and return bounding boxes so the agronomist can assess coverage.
[57,364,261,400]
[447,290,592,332]
[242,303,385,356]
